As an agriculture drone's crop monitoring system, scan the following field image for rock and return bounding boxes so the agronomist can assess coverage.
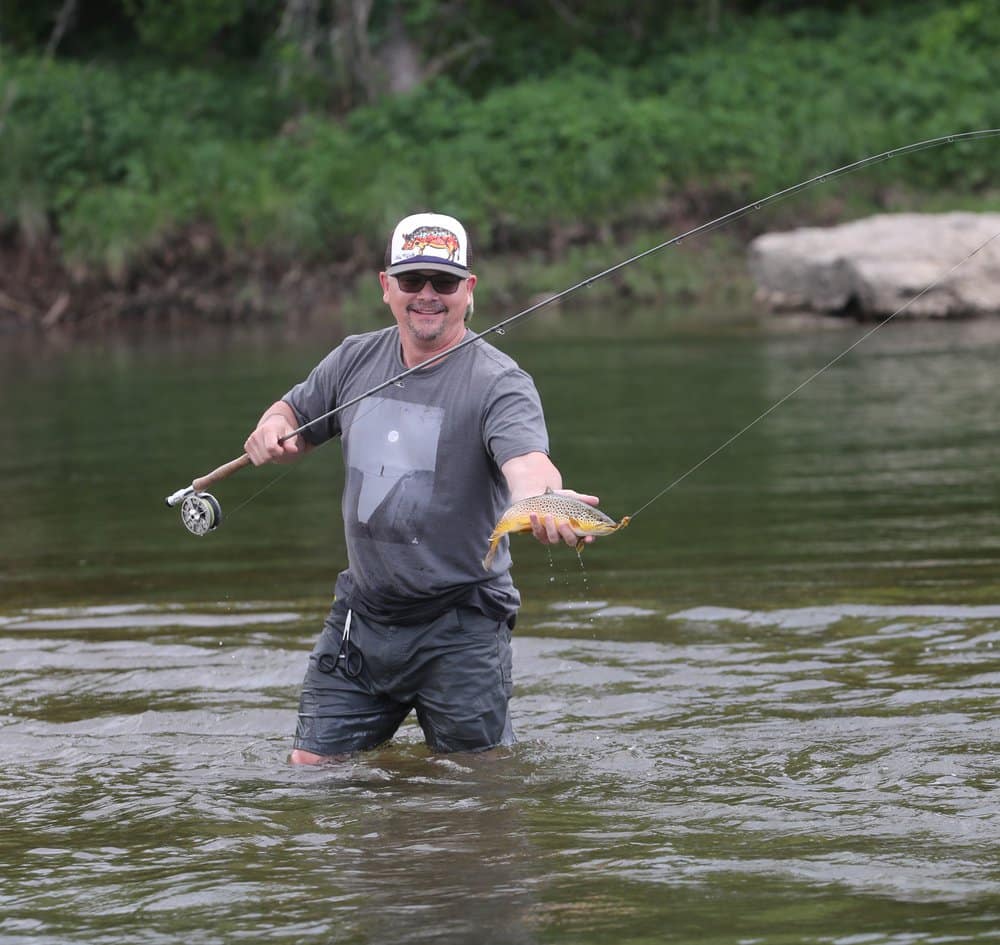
[748,213,1000,318]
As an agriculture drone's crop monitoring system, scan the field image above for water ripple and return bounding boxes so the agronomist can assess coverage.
[1,600,998,944]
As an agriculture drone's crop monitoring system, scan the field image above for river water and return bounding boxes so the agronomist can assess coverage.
[1,315,999,944]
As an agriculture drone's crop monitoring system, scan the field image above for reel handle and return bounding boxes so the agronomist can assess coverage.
[192,454,253,493]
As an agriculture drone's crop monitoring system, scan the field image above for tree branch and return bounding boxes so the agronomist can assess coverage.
[420,34,492,84]
[545,0,586,32]
[45,0,80,58]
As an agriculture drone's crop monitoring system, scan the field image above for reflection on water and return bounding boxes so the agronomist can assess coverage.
[2,319,1000,943]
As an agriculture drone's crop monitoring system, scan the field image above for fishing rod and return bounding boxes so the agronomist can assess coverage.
[164,128,1000,535]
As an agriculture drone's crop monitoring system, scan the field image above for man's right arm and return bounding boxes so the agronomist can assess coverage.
[244,400,313,466]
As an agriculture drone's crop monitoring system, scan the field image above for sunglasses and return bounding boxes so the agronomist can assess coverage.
[393,272,465,295]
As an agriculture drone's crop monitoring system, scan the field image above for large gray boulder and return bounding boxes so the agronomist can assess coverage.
[748,212,1000,318]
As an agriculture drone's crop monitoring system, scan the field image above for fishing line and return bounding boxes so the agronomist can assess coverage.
[221,469,294,519]
[164,128,1000,533]
[626,229,1000,521]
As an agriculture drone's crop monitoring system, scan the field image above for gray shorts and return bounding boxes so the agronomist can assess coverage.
[293,599,516,756]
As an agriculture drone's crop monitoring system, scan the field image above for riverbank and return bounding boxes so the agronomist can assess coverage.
[0,220,757,336]
[0,224,354,333]
[10,182,1000,337]
[0,185,917,336]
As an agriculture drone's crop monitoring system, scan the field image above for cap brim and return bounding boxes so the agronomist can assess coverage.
[386,257,470,277]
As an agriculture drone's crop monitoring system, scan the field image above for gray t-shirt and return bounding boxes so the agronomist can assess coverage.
[283,326,549,623]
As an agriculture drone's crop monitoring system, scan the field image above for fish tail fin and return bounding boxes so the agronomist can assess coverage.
[482,535,501,571]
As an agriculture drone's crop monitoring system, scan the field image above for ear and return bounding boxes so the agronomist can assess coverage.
[379,271,391,302]
[464,273,476,322]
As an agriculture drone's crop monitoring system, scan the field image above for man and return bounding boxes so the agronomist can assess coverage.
[244,211,598,762]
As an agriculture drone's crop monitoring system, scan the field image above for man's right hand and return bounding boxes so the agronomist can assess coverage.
[244,401,309,466]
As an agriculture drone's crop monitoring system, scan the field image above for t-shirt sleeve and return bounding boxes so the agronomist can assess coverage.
[282,348,343,445]
[482,368,550,468]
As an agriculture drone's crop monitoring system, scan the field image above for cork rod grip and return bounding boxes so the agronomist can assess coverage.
[192,454,253,492]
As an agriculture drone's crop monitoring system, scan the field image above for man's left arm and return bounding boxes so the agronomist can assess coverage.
[501,452,600,549]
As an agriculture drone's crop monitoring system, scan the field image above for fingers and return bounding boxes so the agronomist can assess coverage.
[528,512,555,545]
[244,421,302,466]
[529,513,592,549]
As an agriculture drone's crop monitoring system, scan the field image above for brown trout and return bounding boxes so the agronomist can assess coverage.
[482,488,630,570]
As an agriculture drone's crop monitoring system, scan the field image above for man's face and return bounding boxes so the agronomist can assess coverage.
[379,269,477,349]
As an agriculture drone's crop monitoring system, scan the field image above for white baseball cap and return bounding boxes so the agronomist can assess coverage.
[385,212,471,277]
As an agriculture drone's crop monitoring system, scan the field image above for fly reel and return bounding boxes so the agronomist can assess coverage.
[165,455,250,536]
[179,492,222,536]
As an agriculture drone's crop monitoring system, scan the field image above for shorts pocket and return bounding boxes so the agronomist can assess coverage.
[497,623,513,688]
[455,608,513,689]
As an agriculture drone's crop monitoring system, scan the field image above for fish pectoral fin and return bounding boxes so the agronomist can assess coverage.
[574,537,586,553]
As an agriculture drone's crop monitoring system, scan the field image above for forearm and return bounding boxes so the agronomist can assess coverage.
[256,400,300,430]
[500,452,563,502]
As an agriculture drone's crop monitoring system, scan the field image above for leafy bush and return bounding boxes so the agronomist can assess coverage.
[1,1,997,274]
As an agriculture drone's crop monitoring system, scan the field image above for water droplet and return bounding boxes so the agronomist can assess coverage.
[495,327,506,336]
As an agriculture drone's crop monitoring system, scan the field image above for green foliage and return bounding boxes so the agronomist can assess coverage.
[1,1,998,276]
[0,55,289,266]
[917,0,1000,55]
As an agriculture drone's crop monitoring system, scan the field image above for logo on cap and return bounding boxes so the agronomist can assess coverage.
[401,226,461,261]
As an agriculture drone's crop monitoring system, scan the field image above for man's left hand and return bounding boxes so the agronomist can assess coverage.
[529,489,599,549]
